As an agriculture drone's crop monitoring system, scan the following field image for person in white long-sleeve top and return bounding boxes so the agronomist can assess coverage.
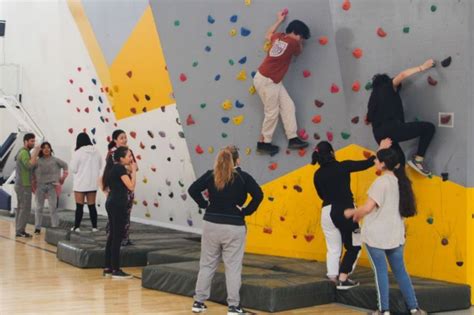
[69,132,102,232]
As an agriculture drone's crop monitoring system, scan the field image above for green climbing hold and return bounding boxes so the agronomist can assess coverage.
[431,5,437,12]
[426,217,434,224]
[174,20,180,27]
[207,31,213,37]
[192,61,199,67]
[403,26,410,34]
[341,132,351,140]
[221,132,228,138]
[228,59,235,66]
[365,81,373,90]
[200,103,206,109]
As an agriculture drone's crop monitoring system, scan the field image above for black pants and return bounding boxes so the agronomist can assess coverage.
[105,200,127,271]
[373,121,435,166]
[330,204,361,275]
[74,203,97,229]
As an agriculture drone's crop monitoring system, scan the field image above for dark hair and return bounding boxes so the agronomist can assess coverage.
[75,132,92,151]
[286,20,311,39]
[108,129,126,151]
[311,141,335,166]
[38,142,54,158]
[372,73,392,89]
[23,133,35,142]
[102,146,129,190]
[376,149,417,218]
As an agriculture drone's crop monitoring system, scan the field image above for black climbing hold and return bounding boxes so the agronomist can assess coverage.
[441,56,452,68]
[441,172,449,181]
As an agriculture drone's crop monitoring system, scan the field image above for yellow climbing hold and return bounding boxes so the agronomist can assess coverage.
[263,40,272,52]
[245,0,251,6]
[221,99,233,110]
[249,85,256,95]
[236,68,247,81]
[143,177,148,184]
[233,115,244,126]
[229,28,237,37]
[245,147,251,155]
[208,146,214,154]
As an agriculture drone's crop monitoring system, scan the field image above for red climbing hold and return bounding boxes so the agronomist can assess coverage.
[377,27,387,38]
[68,128,73,134]
[77,67,82,72]
[84,107,89,113]
[186,114,195,126]
[106,136,111,142]
[318,36,328,45]
[139,142,145,150]
[66,99,71,103]
[136,155,142,160]
[298,148,307,157]
[151,166,156,172]
[298,129,309,140]
[69,79,73,84]
[312,115,322,124]
[342,0,351,11]
[195,145,204,154]
[375,170,382,176]
[76,107,81,113]
[126,71,132,78]
[268,162,278,171]
[303,70,311,78]
[282,8,289,16]
[352,48,363,59]
[304,234,315,242]
[79,87,84,93]
[427,76,438,86]
[363,151,372,158]
[351,116,359,124]
[130,107,137,114]
[280,216,285,222]
[133,94,140,102]
[352,80,360,92]
[326,131,334,142]
[179,73,187,82]
[330,83,340,93]
[130,131,137,139]
[142,200,148,207]
[263,227,273,234]
[314,100,324,108]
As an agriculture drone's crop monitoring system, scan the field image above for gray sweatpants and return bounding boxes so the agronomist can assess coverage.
[35,182,58,229]
[15,185,32,234]
[194,221,246,307]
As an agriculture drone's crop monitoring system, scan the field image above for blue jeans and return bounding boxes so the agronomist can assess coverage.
[365,244,418,312]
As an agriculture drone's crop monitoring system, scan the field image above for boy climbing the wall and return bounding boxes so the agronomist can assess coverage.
[254,10,311,156]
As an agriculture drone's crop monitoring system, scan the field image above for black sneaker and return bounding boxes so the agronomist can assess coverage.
[191,301,207,313]
[336,278,360,290]
[111,269,133,279]
[227,305,255,315]
[16,232,32,238]
[407,158,431,177]
[256,142,279,156]
[103,268,113,278]
[288,137,309,150]
[34,229,41,235]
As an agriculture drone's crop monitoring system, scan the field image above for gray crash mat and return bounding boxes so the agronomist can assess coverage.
[44,227,70,246]
[337,268,471,314]
[57,239,201,268]
[142,261,335,312]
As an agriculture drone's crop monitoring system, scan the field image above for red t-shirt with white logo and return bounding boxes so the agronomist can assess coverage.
[258,33,302,84]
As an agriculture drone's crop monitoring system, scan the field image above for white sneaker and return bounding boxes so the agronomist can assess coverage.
[92,228,99,232]
[70,227,80,232]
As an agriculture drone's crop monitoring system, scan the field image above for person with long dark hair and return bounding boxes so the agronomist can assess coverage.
[188,146,263,314]
[366,59,436,176]
[311,139,391,289]
[105,129,137,246]
[70,132,102,232]
[102,146,137,279]
[345,149,426,315]
[32,142,68,234]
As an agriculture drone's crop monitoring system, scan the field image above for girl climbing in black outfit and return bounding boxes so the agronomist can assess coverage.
[311,138,391,290]
[367,59,436,176]
[101,146,137,279]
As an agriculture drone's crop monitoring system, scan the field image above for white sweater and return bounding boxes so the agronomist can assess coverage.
[70,145,103,192]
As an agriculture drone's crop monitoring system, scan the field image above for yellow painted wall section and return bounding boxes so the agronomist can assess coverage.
[109,6,174,120]
[467,188,474,302]
[246,144,468,286]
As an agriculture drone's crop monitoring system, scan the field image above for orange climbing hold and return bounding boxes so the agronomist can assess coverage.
[312,115,322,124]
[352,48,363,59]
[363,151,372,158]
[352,80,360,92]
[342,0,351,11]
[268,162,278,171]
[318,36,328,45]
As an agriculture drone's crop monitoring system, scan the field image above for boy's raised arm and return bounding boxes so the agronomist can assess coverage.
[265,10,287,41]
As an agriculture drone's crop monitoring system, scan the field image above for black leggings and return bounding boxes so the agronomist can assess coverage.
[330,204,361,275]
[105,201,127,271]
[74,203,97,229]
[373,121,435,166]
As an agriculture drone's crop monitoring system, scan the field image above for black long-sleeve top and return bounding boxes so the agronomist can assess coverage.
[188,167,264,226]
[313,157,376,208]
[367,82,405,128]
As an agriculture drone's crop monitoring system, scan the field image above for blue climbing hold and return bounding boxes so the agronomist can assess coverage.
[205,46,211,52]
[238,56,247,64]
[98,96,103,103]
[221,117,230,123]
[251,71,256,78]
[230,15,238,23]
[97,106,101,112]
[91,127,96,135]
[241,27,251,37]
[235,100,245,108]
[215,74,221,81]
[91,78,97,85]
[207,15,215,24]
